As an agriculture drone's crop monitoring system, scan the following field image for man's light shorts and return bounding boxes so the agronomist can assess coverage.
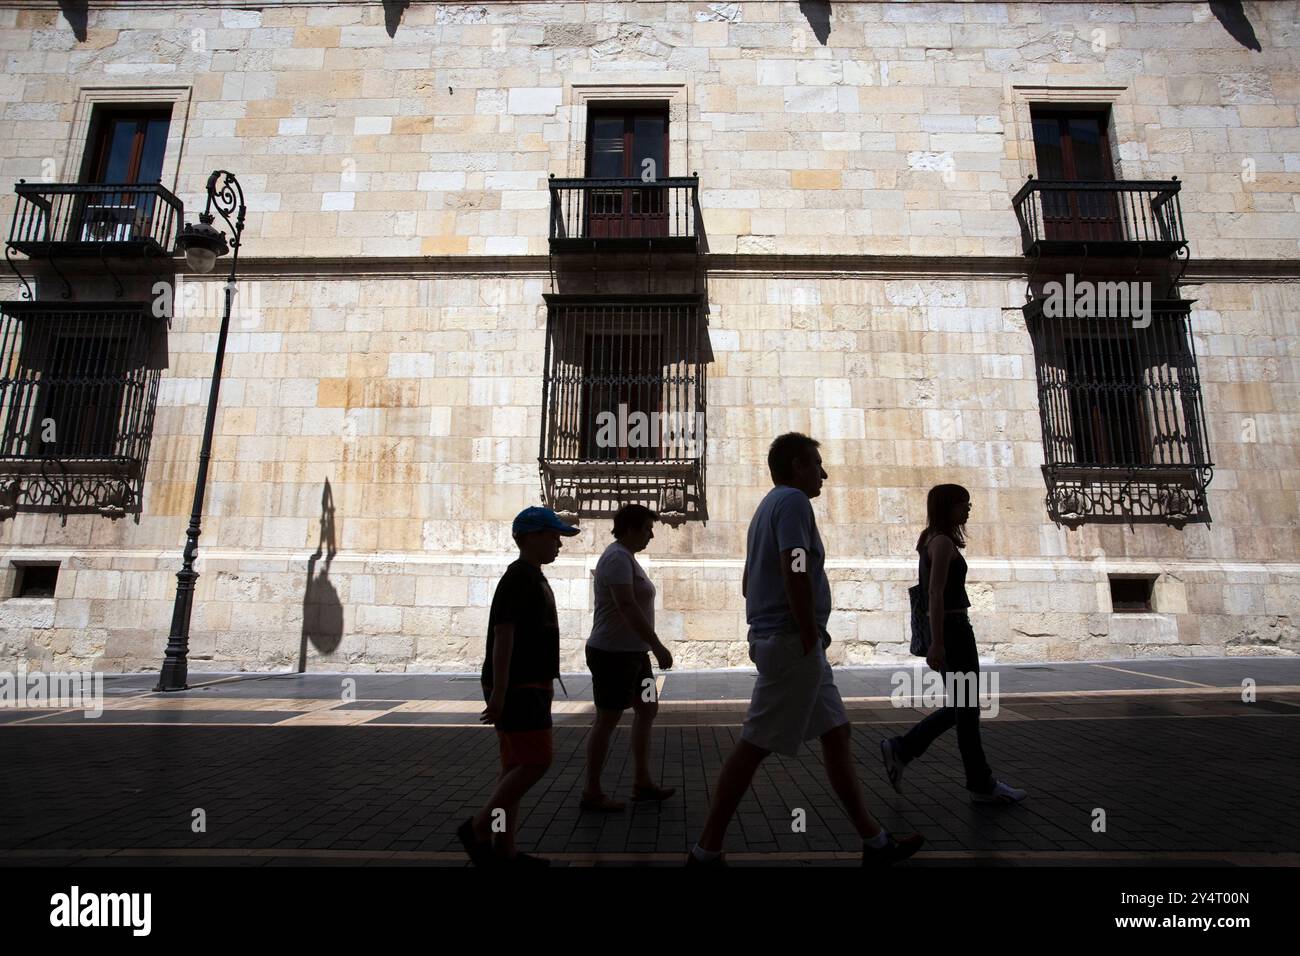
[740,631,849,757]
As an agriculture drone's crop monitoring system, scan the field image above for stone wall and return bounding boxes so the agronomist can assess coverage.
[0,1,1296,671]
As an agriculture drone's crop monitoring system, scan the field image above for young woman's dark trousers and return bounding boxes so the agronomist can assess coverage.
[898,613,994,792]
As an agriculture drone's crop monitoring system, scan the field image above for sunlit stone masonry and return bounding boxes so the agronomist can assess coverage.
[0,0,1297,673]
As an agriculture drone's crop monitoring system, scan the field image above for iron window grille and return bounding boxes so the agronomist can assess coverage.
[540,294,707,523]
[0,301,162,519]
[1025,299,1213,525]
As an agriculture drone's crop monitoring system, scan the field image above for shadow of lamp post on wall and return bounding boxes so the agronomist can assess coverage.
[156,170,245,692]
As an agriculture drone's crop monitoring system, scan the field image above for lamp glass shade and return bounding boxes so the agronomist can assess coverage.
[185,245,218,274]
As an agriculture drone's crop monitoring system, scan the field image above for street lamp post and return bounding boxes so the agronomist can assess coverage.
[156,170,245,692]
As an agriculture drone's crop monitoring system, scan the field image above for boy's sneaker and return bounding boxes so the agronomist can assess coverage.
[970,780,1027,804]
[879,737,906,794]
[457,817,493,866]
[862,832,924,866]
[685,848,727,866]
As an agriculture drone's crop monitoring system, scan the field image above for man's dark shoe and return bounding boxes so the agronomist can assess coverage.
[862,832,924,866]
[509,851,551,867]
[457,817,493,866]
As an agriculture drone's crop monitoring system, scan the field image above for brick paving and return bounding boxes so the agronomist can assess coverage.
[1,658,1298,866]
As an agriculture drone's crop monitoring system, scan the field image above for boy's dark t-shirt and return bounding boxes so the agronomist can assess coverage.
[481,558,561,687]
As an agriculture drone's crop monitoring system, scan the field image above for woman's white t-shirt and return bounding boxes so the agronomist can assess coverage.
[587,541,656,653]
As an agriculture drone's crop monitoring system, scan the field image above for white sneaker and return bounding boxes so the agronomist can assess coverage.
[970,780,1027,804]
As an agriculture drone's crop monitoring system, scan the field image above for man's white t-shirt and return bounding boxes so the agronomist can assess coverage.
[587,541,657,653]
[743,485,832,639]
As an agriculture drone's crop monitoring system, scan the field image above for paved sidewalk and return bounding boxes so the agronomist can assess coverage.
[2,657,1298,865]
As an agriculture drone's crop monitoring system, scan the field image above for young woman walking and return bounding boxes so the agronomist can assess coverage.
[881,484,1026,804]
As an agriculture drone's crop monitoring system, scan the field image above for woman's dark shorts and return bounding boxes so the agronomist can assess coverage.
[585,645,654,712]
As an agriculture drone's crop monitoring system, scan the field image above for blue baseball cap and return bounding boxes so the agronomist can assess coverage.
[512,506,580,537]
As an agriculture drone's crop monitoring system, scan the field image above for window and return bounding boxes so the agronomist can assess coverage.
[1033,310,1208,472]
[83,107,172,185]
[580,331,663,461]
[37,331,134,459]
[583,106,670,239]
[1,315,145,461]
[1109,575,1156,613]
[1030,108,1113,182]
[1064,335,1152,467]
[73,106,173,245]
[1028,303,1213,523]
[1030,107,1120,243]
[540,295,707,521]
[0,303,163,517]
[14,563,59,598]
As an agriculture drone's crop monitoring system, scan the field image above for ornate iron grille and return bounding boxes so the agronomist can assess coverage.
[1026,300,1213,524]
[549,176,699,250]
[8,181,182,258]
[1013,178,1186,257]
[0,301,161,519]
[540,295,707,523]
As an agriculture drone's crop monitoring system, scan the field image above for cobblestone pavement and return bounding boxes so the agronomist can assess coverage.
[2,658,1297,866]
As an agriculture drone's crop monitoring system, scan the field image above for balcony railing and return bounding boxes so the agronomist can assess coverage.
[549,175,699,251]
[1025,299,1212,524]
[539,294,707,522]
[1013,178,1186,258]
[7,181,183,259]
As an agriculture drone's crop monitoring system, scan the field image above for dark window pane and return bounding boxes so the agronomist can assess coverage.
[1031,116,1065,179]
[1068,116,1110,181]
[40,334,129,457]
[632,114,666,181]
[99,121,139,183]
[138,117,170,183]
[1065,336,1148,466]
[590,116,625,178]
[581,332,662,460]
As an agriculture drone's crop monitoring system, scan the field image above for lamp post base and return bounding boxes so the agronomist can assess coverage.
[157,567,198,691]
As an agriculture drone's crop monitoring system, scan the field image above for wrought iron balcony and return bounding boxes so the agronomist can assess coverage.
[539,294,707,523]
[549,175,699,252]
[7,181,182,259]
[1013,178,1187,259]
[1024,298,1212,525]
[0,300,162,519]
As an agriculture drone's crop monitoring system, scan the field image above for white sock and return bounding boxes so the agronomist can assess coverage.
[691,844,722,862]
[865,830,890,849]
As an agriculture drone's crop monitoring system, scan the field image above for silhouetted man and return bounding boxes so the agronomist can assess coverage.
[688,433,924,866]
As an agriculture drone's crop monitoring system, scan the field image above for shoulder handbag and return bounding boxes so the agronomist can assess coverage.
[908,555,930,657]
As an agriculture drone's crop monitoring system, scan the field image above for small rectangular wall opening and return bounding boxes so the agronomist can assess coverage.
[14,562,59,598]
[1109,574,1156,612]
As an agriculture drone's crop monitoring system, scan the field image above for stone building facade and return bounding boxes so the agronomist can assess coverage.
[0,0,1296,674]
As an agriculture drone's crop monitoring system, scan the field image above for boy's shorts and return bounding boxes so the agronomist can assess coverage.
[740,631,848,757]
[483,683,554,768]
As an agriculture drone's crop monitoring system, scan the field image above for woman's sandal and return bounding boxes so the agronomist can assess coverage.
[631,784,676,802]
[579,793,626,813]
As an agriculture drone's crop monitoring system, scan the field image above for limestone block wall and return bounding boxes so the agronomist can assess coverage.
[0,2,1297,257]
[0,1,1297,671]
[1,268,1296,672]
